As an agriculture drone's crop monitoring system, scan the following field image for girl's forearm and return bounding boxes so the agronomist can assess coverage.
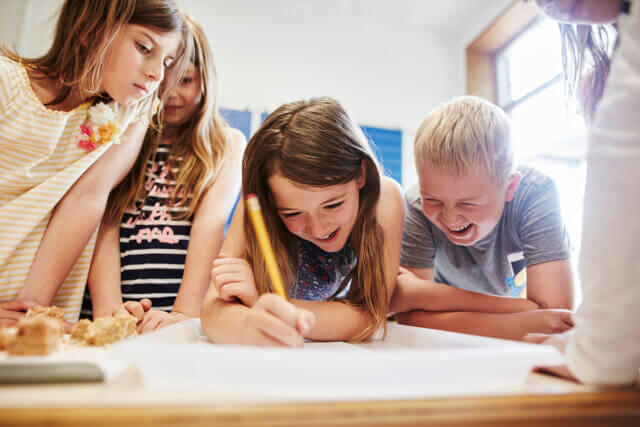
[17,191,108,305]
[291,299,371,341]
[200,295,249,344]
[87,220,123,317]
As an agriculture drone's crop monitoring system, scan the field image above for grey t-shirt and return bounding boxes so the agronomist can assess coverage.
[401,165,571,297]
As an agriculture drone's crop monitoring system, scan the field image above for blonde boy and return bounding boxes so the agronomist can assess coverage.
[392,96,575,340]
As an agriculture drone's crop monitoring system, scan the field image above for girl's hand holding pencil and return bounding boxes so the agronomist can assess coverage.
[241,294,315,347]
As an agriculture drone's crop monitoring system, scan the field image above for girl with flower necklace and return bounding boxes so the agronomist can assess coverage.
[0,0,191,329]
[81,16,244,332]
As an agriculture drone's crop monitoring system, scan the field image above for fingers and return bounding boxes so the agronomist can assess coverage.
[255,294,301,329]
[397,266,410,275]
[249,309,305,347]
[140,299,152,311]
[140,314,164,334]
[522,332,550,344]
[123,301,146,321]
[296,309,315,336]
[560,310,574,326]
[219,282,244,301]
[1,299,39,312]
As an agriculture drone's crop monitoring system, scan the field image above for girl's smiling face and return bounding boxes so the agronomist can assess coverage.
[101,24,182,105]
[268,172,365,253]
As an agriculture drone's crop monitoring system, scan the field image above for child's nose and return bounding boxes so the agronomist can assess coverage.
[441,206,459,224]
[307,217,330,239]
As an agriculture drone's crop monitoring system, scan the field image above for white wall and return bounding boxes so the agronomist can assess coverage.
[0,0,512,188]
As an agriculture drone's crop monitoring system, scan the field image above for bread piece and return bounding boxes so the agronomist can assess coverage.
[71,313,138,346]
[0,326,18,350]
[6,318,61,355]
[26,305,65,321]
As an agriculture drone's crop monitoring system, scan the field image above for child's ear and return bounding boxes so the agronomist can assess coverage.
[504,172,522,202]
[356,160,367,189]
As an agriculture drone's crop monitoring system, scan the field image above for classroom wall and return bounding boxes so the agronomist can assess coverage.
[0,0,512,189]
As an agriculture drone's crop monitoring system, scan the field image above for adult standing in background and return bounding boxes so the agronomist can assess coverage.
[527,0,639,386]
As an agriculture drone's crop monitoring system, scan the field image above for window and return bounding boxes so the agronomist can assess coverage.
[497,20,587,261]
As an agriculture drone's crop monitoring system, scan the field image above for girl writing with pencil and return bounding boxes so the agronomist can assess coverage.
[201,97,404,346]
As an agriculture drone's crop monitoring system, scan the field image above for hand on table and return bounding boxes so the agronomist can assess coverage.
[389,267,430,314]
[523,329,577,382]
[1,299,75,332]
[137,309,189,334]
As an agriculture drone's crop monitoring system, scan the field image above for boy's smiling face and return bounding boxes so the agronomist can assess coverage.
[417,163,521,246]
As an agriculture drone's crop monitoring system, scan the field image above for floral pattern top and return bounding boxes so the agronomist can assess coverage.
[290,237,357,301]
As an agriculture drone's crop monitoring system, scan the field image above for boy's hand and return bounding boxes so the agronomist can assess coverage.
[137,309,189,334]
[241,294,315,347]
[0,299,39,327]
[517,309,574,337]
[390,267,428,314]
[211,257,259,307]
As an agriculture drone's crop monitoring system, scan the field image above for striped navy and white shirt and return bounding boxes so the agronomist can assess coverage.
[81,143,191,318]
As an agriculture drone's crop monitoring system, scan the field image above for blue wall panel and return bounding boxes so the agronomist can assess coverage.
[361,126,402,185]
[219,108,251,141]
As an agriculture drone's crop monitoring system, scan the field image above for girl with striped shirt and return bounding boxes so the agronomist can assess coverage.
[82,16,244,333]
[0,0,191,327]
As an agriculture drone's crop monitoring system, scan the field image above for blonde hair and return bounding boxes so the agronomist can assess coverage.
[1,0,191,107]
[243,97,387,341]
[414,95,514,186]
[105,15,228,223]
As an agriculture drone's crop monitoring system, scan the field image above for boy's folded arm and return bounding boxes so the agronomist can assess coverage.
[396,308,573,341]
[525,259,575,309]
[396,310,526,340]
[396,266,538,313]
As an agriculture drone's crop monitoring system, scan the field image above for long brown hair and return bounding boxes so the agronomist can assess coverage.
[557,23,614,119]
[242,97,387,341]
[105,15,229,223]
[1,0,191,106]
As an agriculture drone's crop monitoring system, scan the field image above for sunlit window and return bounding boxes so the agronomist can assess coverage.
[497,20,590,302]
[498,20,588,250]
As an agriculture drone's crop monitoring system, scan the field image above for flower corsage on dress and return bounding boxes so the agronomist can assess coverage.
[76,102,123,152]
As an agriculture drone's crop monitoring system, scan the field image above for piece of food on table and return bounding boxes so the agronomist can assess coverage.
[71,313,138,346]
[0,326,18,350]
[6,318,61,355]
[26,305,66,322]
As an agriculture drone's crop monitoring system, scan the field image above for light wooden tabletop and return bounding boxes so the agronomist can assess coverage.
[1,366,639,426]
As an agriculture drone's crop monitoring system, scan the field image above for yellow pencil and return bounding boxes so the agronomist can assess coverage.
[245,194,287,299]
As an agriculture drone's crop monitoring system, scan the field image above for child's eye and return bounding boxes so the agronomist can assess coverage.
[282,212,300,218]
[423,198,439,204]
[325,201,344,210]
[181,77,193,84]
[136,42,151,54]
[460,202,477,208]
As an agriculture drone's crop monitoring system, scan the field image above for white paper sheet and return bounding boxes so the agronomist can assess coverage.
[110,319,564,402]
